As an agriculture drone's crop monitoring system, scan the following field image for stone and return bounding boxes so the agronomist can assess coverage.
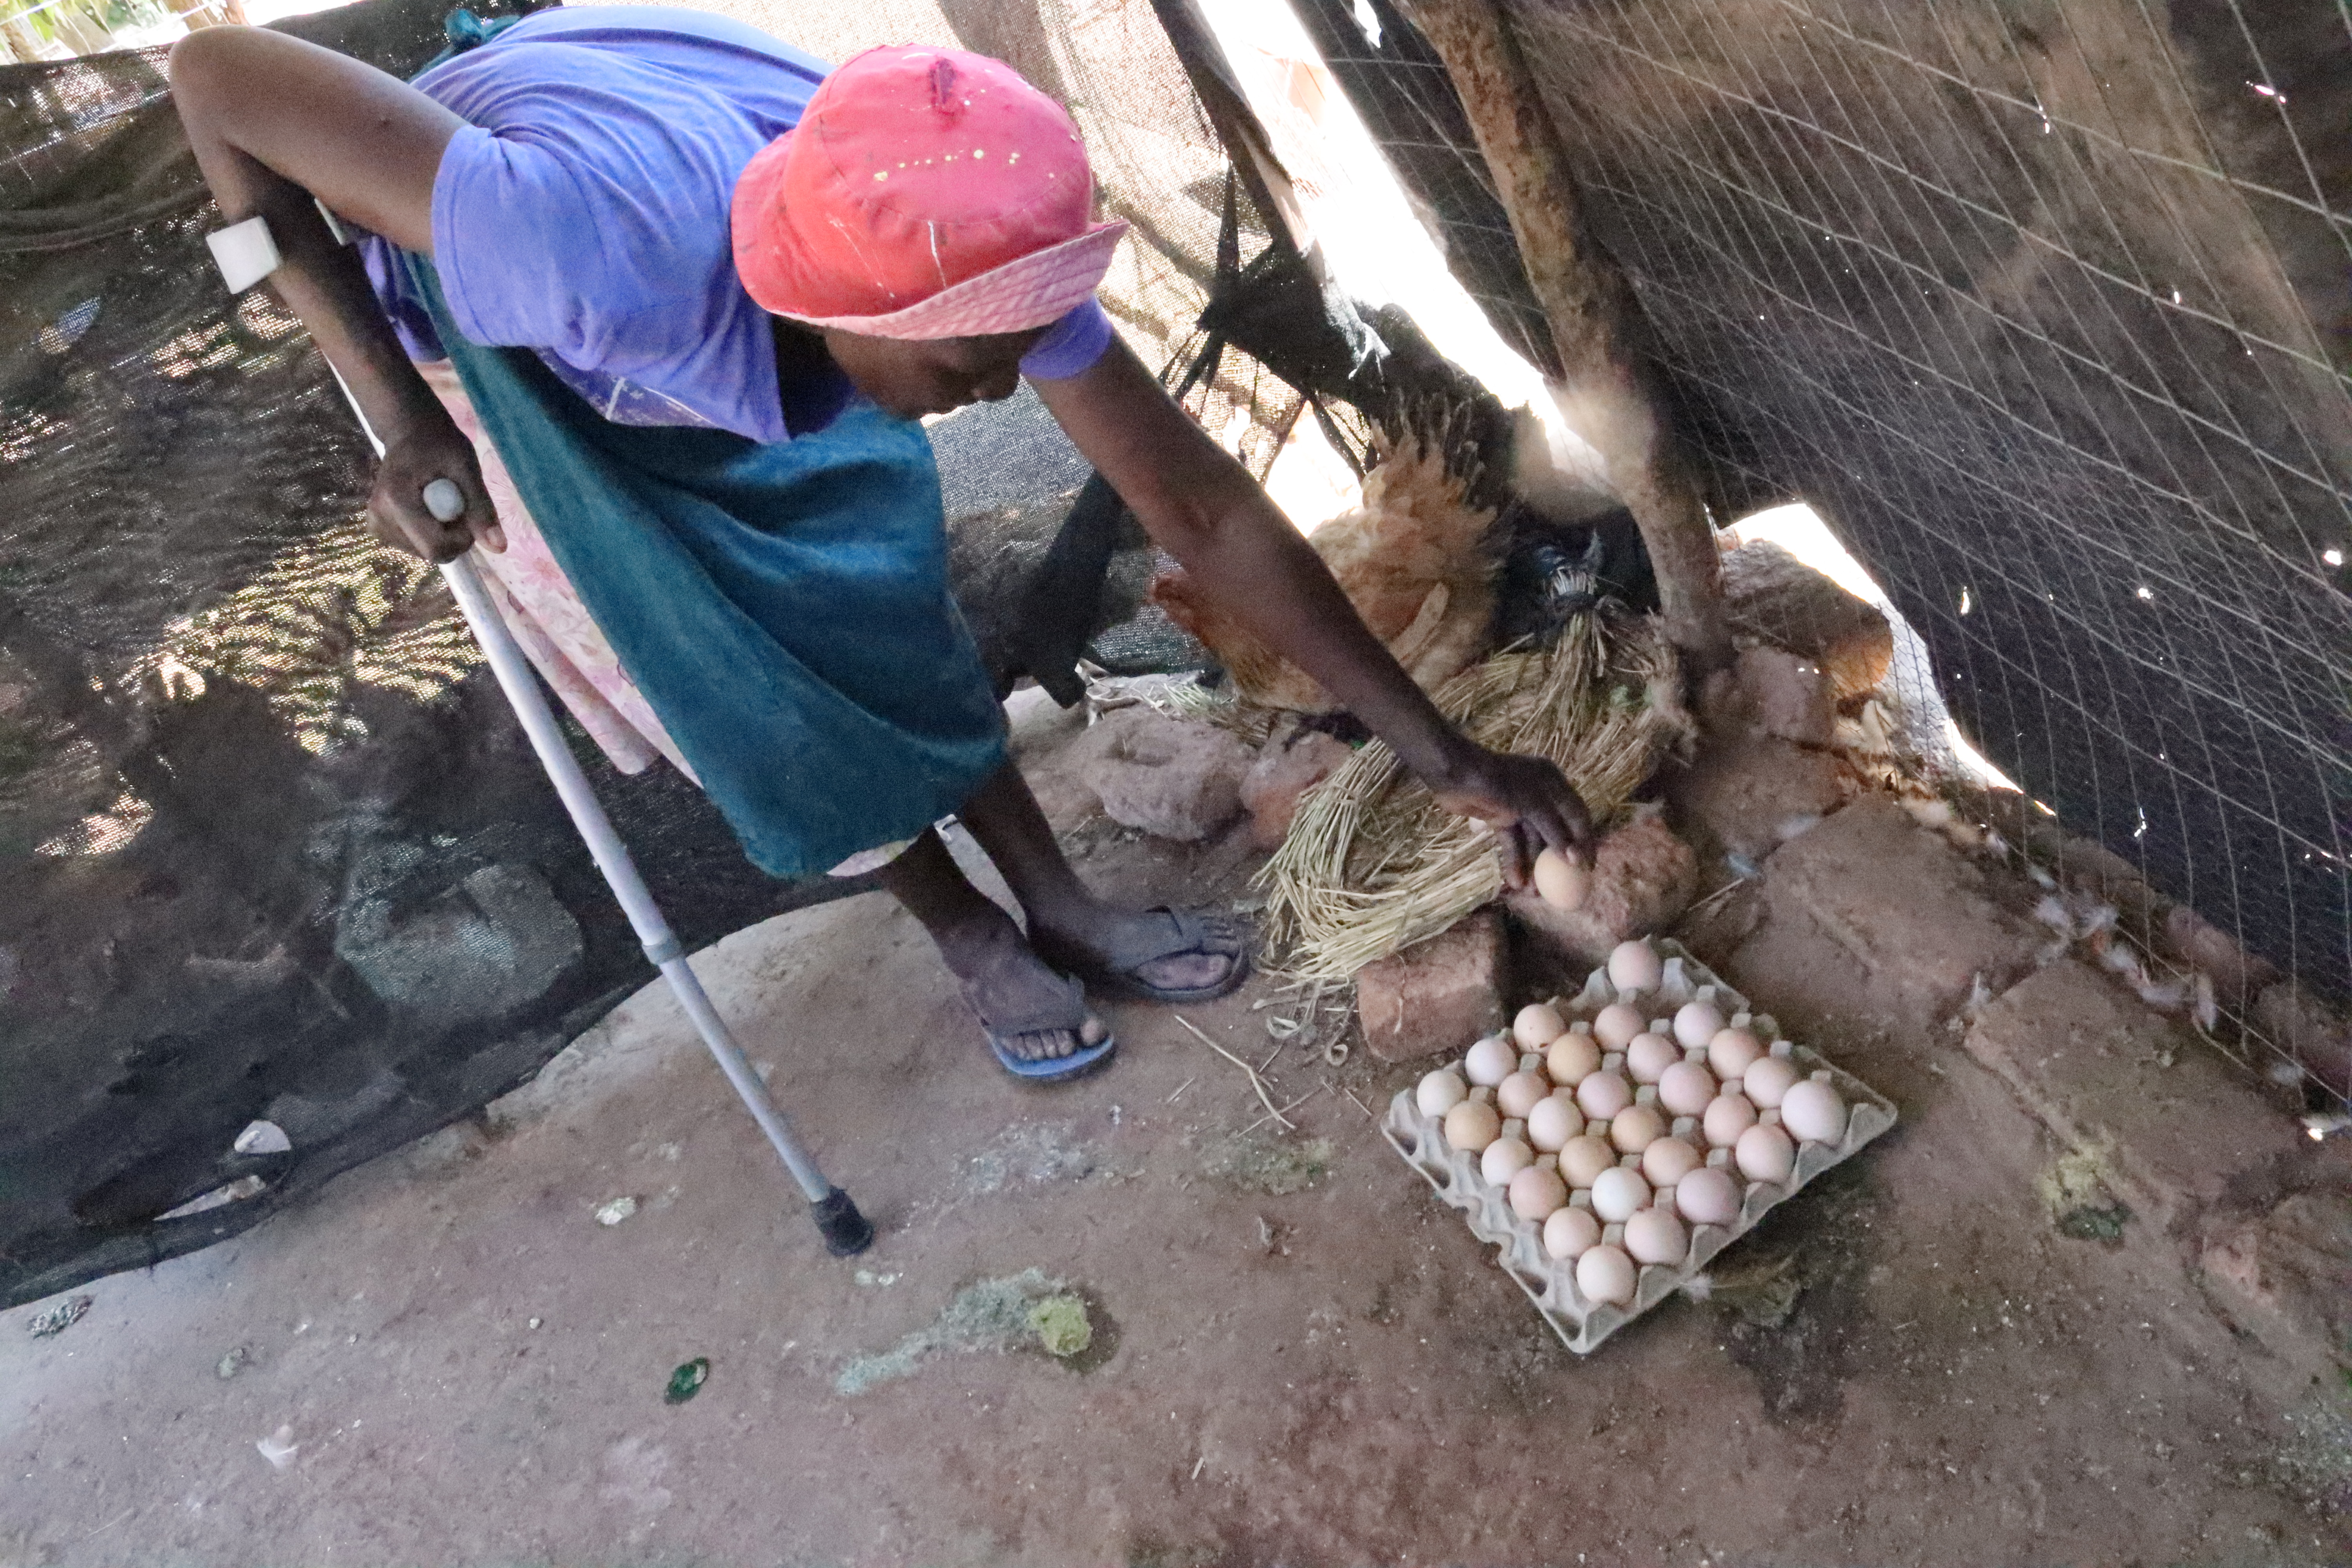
[1761,794,2040,1024]
[333,864,584,1035]
[1719,537,1894,701]
[1356,909,1507,1063]
[1240,731,1356,851]
[1699,646,1837,750]
[1964,959,2305,1232]
[1507,813,1699,973]
[2251,982,2352,1098]
[1666,733,1852,864]
[2199,1185,2352,1385]
[1073,707,1252,842]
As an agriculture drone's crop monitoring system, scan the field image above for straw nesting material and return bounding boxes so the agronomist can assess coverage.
[1258,613,1681,983]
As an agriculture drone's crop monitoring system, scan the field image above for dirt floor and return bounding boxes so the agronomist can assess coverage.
[4,693,2348,1568]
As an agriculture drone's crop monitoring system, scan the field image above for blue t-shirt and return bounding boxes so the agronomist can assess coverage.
[363,6,1112,443]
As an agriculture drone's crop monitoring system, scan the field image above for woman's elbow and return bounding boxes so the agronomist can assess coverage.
[168,24,272,117]
[167,26,235,108]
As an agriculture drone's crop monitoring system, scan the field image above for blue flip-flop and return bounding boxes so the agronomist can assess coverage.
[964,969,1118,1083]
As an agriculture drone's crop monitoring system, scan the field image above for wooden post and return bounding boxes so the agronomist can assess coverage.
[1395,0,1732,672]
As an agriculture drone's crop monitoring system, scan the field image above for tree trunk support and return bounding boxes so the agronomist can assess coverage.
[1396,0,1732,672]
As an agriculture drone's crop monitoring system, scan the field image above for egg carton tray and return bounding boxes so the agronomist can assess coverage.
[1380,939,1897,1355]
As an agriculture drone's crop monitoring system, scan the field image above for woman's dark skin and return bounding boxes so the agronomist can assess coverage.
[169,25,1594,1062]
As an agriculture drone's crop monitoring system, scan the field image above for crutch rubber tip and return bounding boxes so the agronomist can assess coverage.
[811,1187,874,1256]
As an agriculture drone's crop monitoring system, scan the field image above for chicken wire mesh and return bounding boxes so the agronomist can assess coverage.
[0,0,1323,1305]
[1297,0,2351,1098]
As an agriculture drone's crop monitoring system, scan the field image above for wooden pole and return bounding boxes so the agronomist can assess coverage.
[1394,0,1732,672]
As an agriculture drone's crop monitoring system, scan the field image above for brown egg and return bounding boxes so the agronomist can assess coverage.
[1640,1135,1703,1187]
[1532,848,1589,911]
[1702,1092,1758,1149]
[1546,1030,1602,1085]
[1557,1134,1617,1188]
[1608,1103,1666,1155]
[1442,1099,1501,1153]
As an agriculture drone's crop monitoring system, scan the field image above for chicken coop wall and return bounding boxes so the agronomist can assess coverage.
[1296,0,2352,1092]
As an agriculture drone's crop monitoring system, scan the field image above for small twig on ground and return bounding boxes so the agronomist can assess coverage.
[1165,1076,1197,1105]
[1176,1015,1295,1131]
[1340,1084,1376,1120]
[1243,1087,1318,1135]
[1686,877,1748,919]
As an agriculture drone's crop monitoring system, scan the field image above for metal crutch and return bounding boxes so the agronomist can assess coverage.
[207,213,870,1254]
[419,507,875,1258]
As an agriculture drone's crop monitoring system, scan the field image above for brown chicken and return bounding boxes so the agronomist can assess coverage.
[1151,432,1499,712]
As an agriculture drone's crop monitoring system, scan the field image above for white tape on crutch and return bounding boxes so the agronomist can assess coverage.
[205,215,282,294]
[422,478,466,523]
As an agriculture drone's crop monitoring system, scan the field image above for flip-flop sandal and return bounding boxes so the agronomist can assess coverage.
[1034,906,1254,1005]
[961,968,1118,1083]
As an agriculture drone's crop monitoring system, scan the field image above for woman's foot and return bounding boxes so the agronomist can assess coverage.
[877,828,1110,1073]
[950,762,1252,1002]
[931,912,1111,1068]
[1030,902,1252,1003]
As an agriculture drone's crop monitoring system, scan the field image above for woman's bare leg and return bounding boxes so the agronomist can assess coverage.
[951,760,1237,994]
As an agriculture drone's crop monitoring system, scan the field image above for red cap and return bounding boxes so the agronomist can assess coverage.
[731,45,1126,337]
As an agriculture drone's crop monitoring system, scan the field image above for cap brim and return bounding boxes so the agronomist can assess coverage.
[771,222,1128,339]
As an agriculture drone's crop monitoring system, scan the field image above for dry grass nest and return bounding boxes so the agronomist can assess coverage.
[1258,612,1685,983]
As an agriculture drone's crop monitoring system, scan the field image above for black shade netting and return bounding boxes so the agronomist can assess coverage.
[1297,0,2352,1062]
[0,0,1228,1307]
[0,0,1530,1306]
[0,9,907,1308]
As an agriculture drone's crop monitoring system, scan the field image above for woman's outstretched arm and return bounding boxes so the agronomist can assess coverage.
[169,26,497,558]
[1035,338,1593,885]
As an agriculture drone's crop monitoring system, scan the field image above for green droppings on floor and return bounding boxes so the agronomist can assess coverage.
[1200,1129,1334,1195]
[2037,1140,2131,1242]
[835,1268,1096,1395]
[1027,1294,1093,1358]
